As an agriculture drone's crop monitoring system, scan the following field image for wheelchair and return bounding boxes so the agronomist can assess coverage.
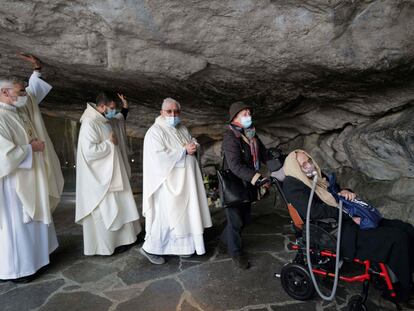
[266,149,398,311]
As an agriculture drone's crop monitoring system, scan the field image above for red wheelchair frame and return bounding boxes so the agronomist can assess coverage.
[272,177,398,311]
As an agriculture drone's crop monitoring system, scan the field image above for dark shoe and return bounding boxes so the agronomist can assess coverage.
[114,244,132,254]
[10,275,36,283]
[139,248,165,265]
[232,255,250,270]
[218,241,227,254]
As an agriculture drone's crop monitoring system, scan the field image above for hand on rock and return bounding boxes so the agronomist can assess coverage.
[117,93,128,108]
[18,53,42,70]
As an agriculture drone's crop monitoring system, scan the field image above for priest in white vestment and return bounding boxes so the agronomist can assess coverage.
[141,98,212,265]
[75,101,141,256]
[0,77,58,281]
[16,53,64,212]
[102,92,132,179]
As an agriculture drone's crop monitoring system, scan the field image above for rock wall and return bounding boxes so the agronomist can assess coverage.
[1,0,413,222]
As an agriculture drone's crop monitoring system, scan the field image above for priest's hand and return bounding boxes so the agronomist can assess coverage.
[110,132,118,145]
[30,139,45,152]
[18,53,42,70]
[117,93,128,109]
[184,142,197,155]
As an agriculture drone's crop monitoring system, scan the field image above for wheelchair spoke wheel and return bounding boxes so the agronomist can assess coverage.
[280,263,315,301]
[347,295,368,311]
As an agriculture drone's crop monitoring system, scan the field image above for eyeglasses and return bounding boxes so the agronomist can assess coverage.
[3,88,26,96]
[163,109,181,114]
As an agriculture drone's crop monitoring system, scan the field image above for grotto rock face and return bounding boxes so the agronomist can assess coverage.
[0,0,413,222]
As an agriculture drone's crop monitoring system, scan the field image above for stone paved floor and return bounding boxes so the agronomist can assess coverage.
[0,193,397,311]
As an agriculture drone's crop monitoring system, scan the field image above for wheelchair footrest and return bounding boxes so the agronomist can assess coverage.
[287,243,300,251]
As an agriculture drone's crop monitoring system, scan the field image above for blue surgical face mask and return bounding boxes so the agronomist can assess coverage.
[165,116,181,127]
[105,109,117,119]
[240,116,252,128]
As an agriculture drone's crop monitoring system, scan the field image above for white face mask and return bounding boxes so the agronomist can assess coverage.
[13,96,28,108]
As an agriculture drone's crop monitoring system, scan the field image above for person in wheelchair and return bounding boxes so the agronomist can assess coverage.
[281,150,414,303]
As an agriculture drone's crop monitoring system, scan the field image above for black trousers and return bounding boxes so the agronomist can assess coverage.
[220,203,251,257]
[356,218,414,302]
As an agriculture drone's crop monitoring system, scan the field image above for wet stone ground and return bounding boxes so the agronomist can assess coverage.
[0,193,397,311]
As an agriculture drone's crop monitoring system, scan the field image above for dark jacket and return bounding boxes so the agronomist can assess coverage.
[222,126,267,185]
[282,175,358,259]
[282,176,340,220]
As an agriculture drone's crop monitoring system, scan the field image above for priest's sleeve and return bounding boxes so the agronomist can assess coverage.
[25,71,52,105]
[78,121,113,163]
[0,124,32,178]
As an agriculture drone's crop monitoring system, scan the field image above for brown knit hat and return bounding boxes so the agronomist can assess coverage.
[228,101,251,122]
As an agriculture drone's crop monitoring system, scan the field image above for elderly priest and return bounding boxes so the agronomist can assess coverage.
[0,75,59,282]
[140,98,212,265]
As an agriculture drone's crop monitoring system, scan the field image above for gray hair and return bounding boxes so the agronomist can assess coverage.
[161,97,181,110]
[0,77,25,91]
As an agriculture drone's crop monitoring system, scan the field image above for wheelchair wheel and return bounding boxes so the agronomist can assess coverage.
[280,263,315,301]
[347,295,367,311]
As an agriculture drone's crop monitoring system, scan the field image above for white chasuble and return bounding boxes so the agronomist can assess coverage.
[142,116,212,255]
[17,71,64,211]
[0,103,58,279]
[108,113,131,179]
[76,103,141,255]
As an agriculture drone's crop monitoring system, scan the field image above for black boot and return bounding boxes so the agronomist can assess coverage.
[114,244,132,254]
[232,255,250,270]
[217,241,227,254]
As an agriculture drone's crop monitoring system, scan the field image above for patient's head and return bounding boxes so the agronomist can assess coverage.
[296,151,316,177]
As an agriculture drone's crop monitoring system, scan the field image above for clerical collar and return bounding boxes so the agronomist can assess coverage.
[0,101,16,111]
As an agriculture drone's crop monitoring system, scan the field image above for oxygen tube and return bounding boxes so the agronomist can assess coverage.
[305,172,343,301]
